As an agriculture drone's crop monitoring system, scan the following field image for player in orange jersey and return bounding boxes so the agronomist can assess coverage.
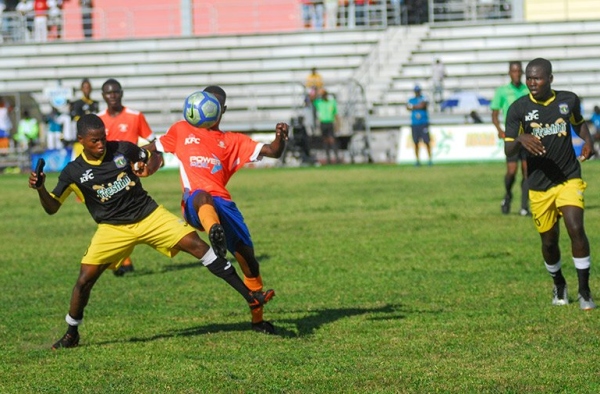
[98,78,156,276]
[147,85,288,334]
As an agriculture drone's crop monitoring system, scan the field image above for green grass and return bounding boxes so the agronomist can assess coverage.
[2,161,600,393]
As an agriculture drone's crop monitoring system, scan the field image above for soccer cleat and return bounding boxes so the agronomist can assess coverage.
[552,284,569,306]
[209,224,227,259]
[248,289,275,310]
[578,292,597,310]
[113,264,134,277]
[501,195,511,215]
[519,208,531,216]
[251,320,276,335]
[51,332,80,350]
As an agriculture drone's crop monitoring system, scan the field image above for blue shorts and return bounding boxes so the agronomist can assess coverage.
[183,190,253,253]
[411,124,430,144]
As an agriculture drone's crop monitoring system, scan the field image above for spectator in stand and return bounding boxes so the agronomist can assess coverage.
[590,105,600,134]
[313,90,341,164]
[0,97,13,148]
[47,0,63,39]
[97,78,155,276]
[355,0,366,26]
[45,106,70,150]
[14,110,39,151]
[80,0,92,39]
[305,66,324,102]
[33,0,47,42]
[312,0,324,29]
[300,0,312,28]
[324,0,338,28]
[16,0,33,41]
[69,78,99,147]
[431,58,446,110]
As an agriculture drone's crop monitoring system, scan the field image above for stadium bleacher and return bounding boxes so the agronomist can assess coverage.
[1,18,600,138]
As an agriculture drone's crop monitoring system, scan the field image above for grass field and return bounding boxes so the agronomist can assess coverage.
[2,161,600,393]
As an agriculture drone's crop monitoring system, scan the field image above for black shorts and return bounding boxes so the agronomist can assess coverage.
[411,124,430,144]
[320,122,335,138]
[506,147,528,162]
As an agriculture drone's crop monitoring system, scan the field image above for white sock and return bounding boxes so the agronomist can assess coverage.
[65,314,82,326]
[544,260,561,274]
[573,256,591,270]
[200,248,218,267]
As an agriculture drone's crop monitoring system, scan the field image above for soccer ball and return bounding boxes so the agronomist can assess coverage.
[183,91,221,128]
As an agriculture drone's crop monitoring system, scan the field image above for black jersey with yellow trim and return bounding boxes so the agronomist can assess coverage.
[51,141,158,224]
[505,90,584,191]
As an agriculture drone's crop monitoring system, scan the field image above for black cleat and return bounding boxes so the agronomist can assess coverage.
[209,224,227,259]
[501,195,512,215]
[248,289,275,310]
[113,264,134,277]
[251,320,275,335]
[51,332,80,350]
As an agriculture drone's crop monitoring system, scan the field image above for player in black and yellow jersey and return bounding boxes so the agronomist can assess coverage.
[504,58,596,310]
[29,114,275,349]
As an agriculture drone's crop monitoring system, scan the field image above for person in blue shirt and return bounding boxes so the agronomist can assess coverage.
[590,105,600,134]
[406,85,432,166]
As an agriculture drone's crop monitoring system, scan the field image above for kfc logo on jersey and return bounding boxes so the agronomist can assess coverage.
[185,135,201,145]
[118,124,129,133]
[525,110,539,121]
[80,169,94,183]
[218,140,226,149]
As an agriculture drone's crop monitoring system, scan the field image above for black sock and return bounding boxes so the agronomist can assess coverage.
[577,268,591,297]
[550,269,566,287]
[206,257,253,303]
[67,324,79,336]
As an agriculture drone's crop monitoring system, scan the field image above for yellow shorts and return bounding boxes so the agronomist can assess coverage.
[81,205,195,269]
[529,178,586,233]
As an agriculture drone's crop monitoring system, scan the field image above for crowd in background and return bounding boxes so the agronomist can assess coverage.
[0,0,92,43]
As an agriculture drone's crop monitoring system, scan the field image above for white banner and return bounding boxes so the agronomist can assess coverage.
[396,124,505,164]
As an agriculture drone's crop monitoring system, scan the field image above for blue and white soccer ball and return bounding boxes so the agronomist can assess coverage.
[183,91,222,128]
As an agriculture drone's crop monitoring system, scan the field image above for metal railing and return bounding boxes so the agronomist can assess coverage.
[0,1,515,44]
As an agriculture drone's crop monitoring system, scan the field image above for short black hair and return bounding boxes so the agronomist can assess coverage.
[204,85,226,107]
[527,58,552,76]
[77,113,105,137]
[508,61,522,69]
[102,78,122,92]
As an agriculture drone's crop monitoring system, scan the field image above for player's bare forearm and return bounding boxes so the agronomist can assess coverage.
[491,110,504,138]
[260,122,289,158]
[38,188,61,214]
[135,143,164,177]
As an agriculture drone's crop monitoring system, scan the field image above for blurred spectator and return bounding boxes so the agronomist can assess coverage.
[324,0,337,29]
[313,90,341,164]
[14,110,39,151]
[33,0,47,42]
[355,0,366,26]
[590,105,600,134]
[300,0,312,28]
[431,58,446,110]
[46,107,63,149]
[0,97,12,149]
[69,78,99,145]
[305,66,324,101]
[80,0,92,39]
[47,0,63,39]
[16,0,33,41]
[313,0,324,29]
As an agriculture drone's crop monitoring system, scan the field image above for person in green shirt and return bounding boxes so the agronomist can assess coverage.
[313,90,340,164]
[14,110,39,151]
[491,61,530,216]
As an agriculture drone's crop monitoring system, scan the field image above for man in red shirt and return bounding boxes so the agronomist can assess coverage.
[98,78,155,275]
[147,86,288,334]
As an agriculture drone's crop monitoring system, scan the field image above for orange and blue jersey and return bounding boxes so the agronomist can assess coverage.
[98,106,154,145]
[156,120,264,201]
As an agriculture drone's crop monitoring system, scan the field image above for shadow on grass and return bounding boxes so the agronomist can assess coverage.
[96,304,409,346]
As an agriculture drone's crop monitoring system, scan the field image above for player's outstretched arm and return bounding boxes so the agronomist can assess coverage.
[28,171,61,215]
[260,122,289,158]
